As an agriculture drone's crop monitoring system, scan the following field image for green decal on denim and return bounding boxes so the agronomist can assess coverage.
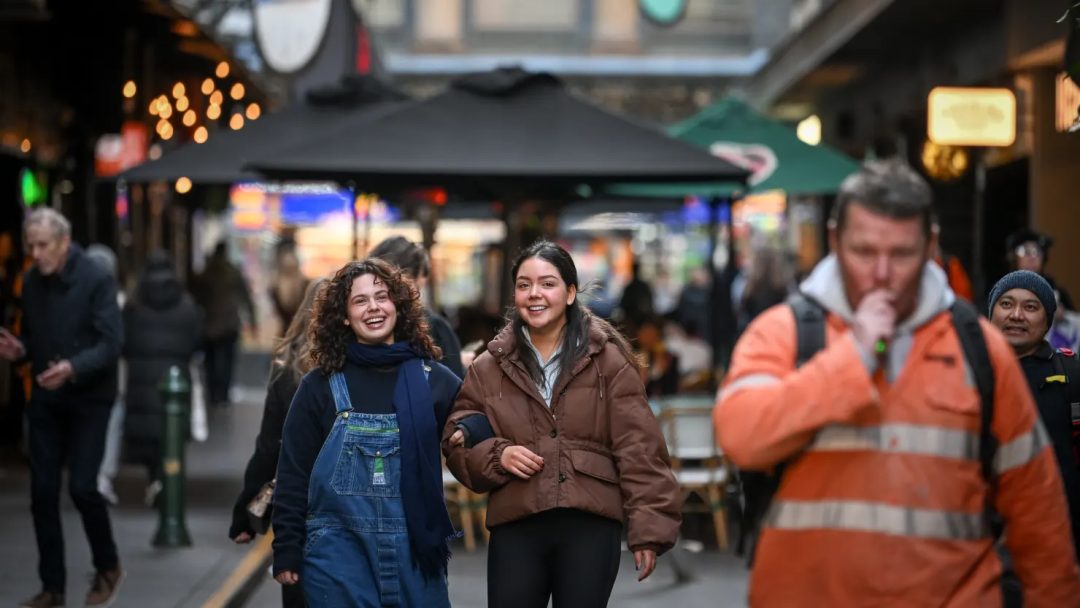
[346,425,399,434]
[373,455,386,485]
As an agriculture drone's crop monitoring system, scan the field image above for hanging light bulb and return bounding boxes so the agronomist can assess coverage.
[176,96,189,112]
[245,103,261,121]
[230,83,245,100]
[20,139,31,153]
[182,110,197,127]
[175,177,192,194]
[209,90,223,106]
[201,78,214,95]
[122,81,137,98]
[159,104,173,120]
[172,82,186,99]
[207,104,221,120]
[215,61,230,79]
[194,126,208,144]
[229,114,244,130]
[160,123,174,140]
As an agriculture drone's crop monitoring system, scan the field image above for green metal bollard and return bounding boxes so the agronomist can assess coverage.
[153,365,193,547]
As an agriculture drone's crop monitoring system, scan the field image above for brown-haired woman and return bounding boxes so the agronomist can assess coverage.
[271,259,462,607]
[443,240,681,608]
[229,278,324,608]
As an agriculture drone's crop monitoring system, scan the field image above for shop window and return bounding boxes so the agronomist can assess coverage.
[352,0,406,28]
[472,0,577,31]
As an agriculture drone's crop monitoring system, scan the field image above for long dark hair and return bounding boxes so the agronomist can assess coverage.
[506,240,638,391]
[271,277,325,381]
[309,258,442,374]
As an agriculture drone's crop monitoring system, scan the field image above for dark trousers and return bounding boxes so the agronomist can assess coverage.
[282,581,306,608]
[28,398,119,593]
[204,332,238,405]
[488,508,622,608]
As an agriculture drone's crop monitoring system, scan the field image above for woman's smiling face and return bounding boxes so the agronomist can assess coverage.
[514,257,576,335]
[347,273,397,345]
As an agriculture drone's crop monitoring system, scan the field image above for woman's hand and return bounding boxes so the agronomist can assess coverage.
[634,549,657,581]
[500,445,544,480]
[449,429,465,447]
[275,571,299,585]
[232,531,253,544]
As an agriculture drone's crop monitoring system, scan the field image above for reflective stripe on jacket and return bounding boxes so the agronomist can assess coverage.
[715,303,1080,607]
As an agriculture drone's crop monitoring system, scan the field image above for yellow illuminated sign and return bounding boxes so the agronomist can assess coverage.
[928,87,1016,147]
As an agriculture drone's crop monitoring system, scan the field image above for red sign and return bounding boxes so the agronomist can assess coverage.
[95,121,149,177]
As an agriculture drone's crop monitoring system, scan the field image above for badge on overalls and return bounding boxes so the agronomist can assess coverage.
[373,451,386,485]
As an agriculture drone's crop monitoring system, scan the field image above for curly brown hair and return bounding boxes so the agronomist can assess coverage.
[309,258,442,374]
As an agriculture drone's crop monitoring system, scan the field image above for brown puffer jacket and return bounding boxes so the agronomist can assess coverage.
[442,320,681,554]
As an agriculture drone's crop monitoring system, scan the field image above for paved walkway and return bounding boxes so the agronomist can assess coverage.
[0,365,268,607]
[247,541,750,607]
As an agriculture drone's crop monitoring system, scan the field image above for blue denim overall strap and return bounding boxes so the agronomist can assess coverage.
[302,371,449,608]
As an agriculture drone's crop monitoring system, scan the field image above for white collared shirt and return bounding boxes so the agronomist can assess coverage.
[521,327,563,407]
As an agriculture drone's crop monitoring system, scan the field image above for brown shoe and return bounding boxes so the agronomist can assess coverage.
[18,590,65,608]
[84,567,124,607]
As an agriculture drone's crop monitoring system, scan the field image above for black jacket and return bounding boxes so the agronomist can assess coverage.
[123,259,202,464]
[428,311,464,379]
[19,244,122,404]
[1020,341,1080,558]
[230,367,300,539]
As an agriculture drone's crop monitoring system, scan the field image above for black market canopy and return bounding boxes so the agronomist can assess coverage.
[246,68,748,192]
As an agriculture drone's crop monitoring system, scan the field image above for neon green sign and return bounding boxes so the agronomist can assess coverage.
[20,169,45,207]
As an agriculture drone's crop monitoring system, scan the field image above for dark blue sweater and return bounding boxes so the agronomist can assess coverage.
[272,360,461,574]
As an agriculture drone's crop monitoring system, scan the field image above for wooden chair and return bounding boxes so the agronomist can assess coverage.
[657,403,730,550]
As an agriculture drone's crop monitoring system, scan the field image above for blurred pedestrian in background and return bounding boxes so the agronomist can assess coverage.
[83,244,124,507]
[635,315,679,397]
[675,265,712,342]
[369,235,465,378]
[122,252,201,507]
[443,240,680,608]
[268,244,309,337]
[1007,228,1074,311]
[0,208,124,608]
[715,159,1080,605]
[192,243,257,408]
[619,259,654,327]
[272,259,461,606]
[231,278,324,608]
[736,244,793,335]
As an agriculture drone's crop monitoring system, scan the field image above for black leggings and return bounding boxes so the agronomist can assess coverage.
[487,508,622,608]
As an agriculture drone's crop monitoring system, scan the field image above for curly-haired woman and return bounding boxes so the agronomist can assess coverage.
[443,240,681,608]
[271,259,462,607]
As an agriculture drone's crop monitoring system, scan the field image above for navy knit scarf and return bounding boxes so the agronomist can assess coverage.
[345,341,456,577]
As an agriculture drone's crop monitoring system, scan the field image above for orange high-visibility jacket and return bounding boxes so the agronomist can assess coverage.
[715,260,1080,607]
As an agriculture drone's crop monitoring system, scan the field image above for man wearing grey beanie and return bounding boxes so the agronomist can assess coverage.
[989,270,1080,562]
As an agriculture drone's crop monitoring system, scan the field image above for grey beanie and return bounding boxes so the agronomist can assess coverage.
[85,244,118,279]
[987,270,1057,323]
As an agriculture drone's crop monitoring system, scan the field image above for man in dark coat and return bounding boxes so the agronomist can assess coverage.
[123,252,202,496]
[0,208,124,608]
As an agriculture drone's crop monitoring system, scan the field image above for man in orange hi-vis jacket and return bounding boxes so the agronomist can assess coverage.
[715,159,1080,607]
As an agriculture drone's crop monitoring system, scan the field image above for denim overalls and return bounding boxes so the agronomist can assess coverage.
[302,372,450,607]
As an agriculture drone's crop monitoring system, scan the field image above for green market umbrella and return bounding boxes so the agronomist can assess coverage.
[609,97,859,198]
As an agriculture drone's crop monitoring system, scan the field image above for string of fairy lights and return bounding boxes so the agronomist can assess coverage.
[122,60,262,194]
[123,60,260,149]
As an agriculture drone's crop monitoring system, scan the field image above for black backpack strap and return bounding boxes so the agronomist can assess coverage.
[788,293,826,367]
[737,294,826,565]
[949,300,996,485]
